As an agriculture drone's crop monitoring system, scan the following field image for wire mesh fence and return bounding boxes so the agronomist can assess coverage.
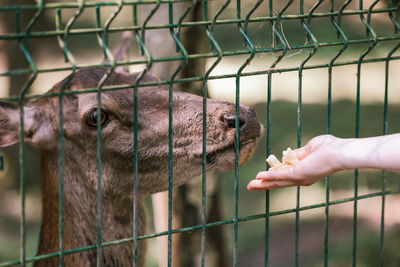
[0,0,399,266]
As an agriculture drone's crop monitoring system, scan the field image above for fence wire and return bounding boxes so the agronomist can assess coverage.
[0,0,399,267]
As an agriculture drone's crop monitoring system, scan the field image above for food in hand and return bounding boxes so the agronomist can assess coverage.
[266,148,299,170]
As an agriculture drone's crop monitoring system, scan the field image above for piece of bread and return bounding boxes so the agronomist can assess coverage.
[266,148,299,170]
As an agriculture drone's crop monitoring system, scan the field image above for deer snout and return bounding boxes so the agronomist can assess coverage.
[222,115,244,129]
[221,107,263,143]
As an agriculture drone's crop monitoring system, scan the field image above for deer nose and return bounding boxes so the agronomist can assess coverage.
[221,107,262,140]
[222,115,245,129]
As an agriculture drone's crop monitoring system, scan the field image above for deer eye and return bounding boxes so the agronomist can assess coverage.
[84,109,109,128]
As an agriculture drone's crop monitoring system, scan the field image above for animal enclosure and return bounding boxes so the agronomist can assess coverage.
[0,0,400,266]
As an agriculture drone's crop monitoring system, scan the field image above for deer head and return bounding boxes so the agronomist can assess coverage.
[0,68,263,196]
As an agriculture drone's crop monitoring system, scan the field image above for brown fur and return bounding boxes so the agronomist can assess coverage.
[0,68,263,266]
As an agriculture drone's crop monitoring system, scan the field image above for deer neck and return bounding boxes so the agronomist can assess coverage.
[36,150,146,267]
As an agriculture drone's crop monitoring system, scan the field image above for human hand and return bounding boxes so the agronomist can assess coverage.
[247,135,344,190]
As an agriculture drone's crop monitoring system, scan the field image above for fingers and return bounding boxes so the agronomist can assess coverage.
[250,163,320,189]
[255,167,298,182]
[247,179,298,190]
[255,170,276,180]
[251,168,300,189]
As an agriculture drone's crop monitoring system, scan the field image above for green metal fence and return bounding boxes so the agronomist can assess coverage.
[0,0,400,266]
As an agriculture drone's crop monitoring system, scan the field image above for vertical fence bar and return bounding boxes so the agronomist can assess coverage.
[132,2,159,266]
[325,1,349,266]
[266,1,292,265]
[204,2,229,265]
[297,1,322,265]
[15,9,26,266]
[353,7,361,263]
[264,66,271,267]
[96,70,103,267]
[168,4,176,265]
[234,2,241,265]
[265,2,273,265]
[94,8,103,266]
[234,1,259,265]
[201,15,208,265]
[168,6,188,264]
[132,70,139,267]
[132,4,139,265]
[296,2,304,265]
[168,30,174,267]
[132,4,140,266]
[132,33,155,267]
[201,1,208,266]
[18,90,26,267]
[235,2,241,265]
[16,1,43,265]
[56,2,83,265]
[202,15,223,267]
[296,1,304,265]
[233,0,263,267]
[55,10,65,266]
[354,2,378,266]
[325,3,334,266]
[95,2,123,266]
[379,52,389,267]
[17,69,27,267]
[132,44,153,266]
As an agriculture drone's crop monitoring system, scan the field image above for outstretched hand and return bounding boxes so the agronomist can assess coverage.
[247,135,343,190]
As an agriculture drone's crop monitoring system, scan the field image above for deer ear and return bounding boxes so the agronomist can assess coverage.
[0,101,20,147]
[0,101,56,149]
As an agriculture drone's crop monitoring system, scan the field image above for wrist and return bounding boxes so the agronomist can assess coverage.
[329,137,354,171]
[337,137,374,170]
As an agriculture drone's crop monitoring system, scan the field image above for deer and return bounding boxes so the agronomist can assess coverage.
[0,36,263,266]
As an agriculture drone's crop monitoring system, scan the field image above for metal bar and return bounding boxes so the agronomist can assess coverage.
[265,1,293,265]
[1,6,399,40]
[130,7,141,264]
[132,6,157,266]
[353,2,379,265]
[201,1,225,265]
[0,0,191,11]
[296,2,304,265]
[324,1,350,265]
[264,72,271,267]
[234,1,241,264]
[167,8,189,266]
[265,1,273,264]
[3,33,400,78]
[174,0,197,52]
[1,53,400,104]
[94,2,123,266]
[16,1,44,266]
[0,0,398,16]
[336,0,352,38]
[55,1,84,265]
[296,0,324,265]
[138,0,160,55]
[233,1,258,264]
